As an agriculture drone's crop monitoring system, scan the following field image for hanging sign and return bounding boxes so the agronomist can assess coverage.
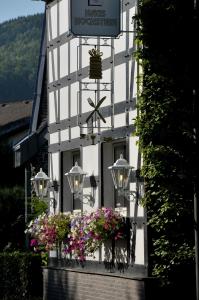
[71,0,121,37]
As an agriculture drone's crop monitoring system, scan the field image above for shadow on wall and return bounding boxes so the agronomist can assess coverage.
[104,219,132,273]
[104,238,129,273]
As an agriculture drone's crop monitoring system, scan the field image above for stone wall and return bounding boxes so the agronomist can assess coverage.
[43,267,145,300]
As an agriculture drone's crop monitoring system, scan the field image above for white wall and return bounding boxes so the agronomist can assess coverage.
[47,0,146,267]
[49,152,60,213]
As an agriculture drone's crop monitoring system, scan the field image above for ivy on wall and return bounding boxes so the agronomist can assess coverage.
[135,0,197,288]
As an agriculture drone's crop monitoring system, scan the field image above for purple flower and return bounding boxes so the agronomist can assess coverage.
[30,239,38,247]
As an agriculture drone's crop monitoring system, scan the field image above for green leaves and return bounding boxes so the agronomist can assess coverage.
[31,196,48,218]
[0,186,25,251]
[135,0,195,287]
[0,252,42,299]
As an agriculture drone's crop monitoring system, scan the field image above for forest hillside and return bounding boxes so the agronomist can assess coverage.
[0,14,44,103]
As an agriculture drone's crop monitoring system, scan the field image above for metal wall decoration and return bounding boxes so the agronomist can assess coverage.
[77,39,114,133]
[86,96,106,123]
[89,48,103,79]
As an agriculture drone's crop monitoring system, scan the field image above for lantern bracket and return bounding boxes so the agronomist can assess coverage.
[73,192,95,207]
[108,155,144,203]
[116,189,138,202]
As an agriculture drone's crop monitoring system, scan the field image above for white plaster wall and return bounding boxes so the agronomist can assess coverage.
[60,43,69,78]
[129,182,137,215]
[50,152,60,182]
[82,45,92,70]
[50,132,59,144]
[47,8,51,43]
[82,145,99,176]
[114,63,126,103]
[70,38,79,74]
[71,82,79,117]
[101,40,112,60]
[114,32,126,55]
[114,6,127,54]
[99,89,110,108]
[49,91,58,124]
[129,106,137,126]
[48,4,58,41]
[129,6,136,42]
[129,135,139,168]
[135,228,145,265]
[60,86,69,120]
[59,0,69,35]
[47,0,144,267]
[81,87,96,114]
[71,126,80,139]
[50,152,60,212]
[132,60,138,99]
[101,69,111,92]
[49,48,58,83]
[114,113,126,128]
[82,145,99,212]
[129,133,145,266]
[129,59,135,98]
[100,116,112,131]
[60,129,69,142]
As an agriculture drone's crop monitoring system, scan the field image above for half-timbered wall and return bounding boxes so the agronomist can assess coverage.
[47,0,147,277]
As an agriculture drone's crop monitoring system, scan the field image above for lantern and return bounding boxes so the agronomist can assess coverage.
[65,162,87,195]
[108,154,133,191]
[31,168,50,198]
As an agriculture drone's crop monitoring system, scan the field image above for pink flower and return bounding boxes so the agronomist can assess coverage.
[30,239,38,247]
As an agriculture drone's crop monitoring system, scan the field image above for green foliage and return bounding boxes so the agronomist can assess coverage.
[31,196,48,219]
[135,0,196,287]
[0,252,42,300]
[0,186,25,251]
[0,14,44,102]
[0,141,26,253]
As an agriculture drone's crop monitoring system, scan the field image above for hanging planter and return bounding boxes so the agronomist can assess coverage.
[26,209,126,262]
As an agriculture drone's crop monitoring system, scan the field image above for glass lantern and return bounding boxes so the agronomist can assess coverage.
[65,162,87,195]
[31,168,50,198]
[108,154,133,191]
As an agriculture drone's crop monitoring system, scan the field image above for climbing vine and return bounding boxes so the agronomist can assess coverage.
[135,0,196,288]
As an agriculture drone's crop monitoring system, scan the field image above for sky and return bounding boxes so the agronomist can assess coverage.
[0,0,45,24]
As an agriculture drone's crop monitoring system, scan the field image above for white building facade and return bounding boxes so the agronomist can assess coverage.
[44,0,147,298]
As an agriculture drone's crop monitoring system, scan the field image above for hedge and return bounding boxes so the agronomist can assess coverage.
[0,252,42,300]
